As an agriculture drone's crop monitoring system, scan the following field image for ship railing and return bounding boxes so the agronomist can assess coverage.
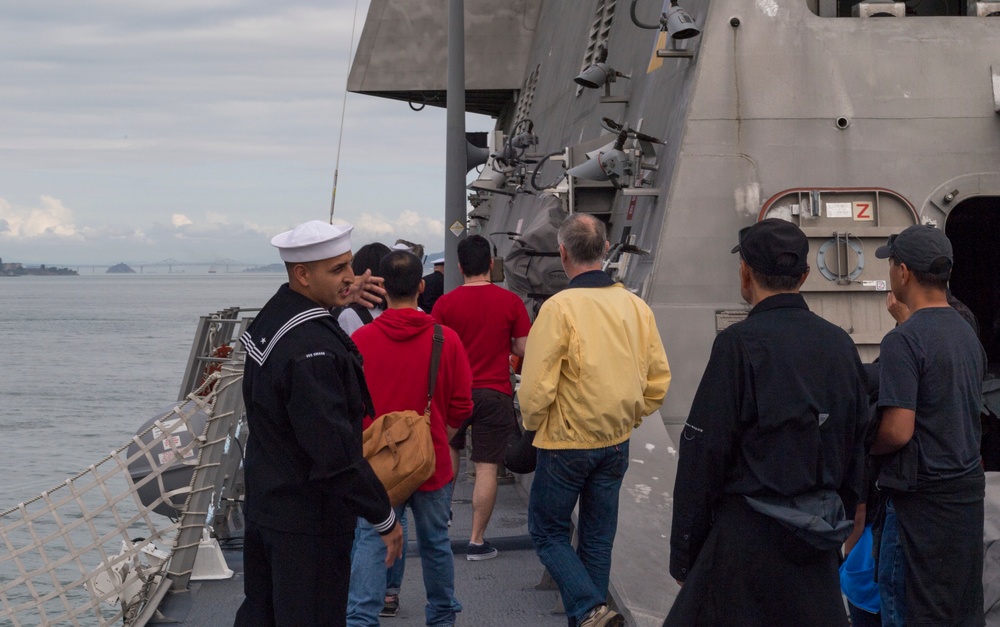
[0,309,255,626]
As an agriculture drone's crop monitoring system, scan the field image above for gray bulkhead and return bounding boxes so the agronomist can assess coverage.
[348,0,1000,621]
[349,0,1000,427]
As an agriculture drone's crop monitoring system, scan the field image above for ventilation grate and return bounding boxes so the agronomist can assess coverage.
[577,0,618,96]
[514,64,541,123]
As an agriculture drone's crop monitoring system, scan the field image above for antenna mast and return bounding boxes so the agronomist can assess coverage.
[330,0,362,223]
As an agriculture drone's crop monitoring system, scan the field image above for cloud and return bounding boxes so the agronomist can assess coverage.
[349,210,446,250]
[0,196,80,238]
[0,194,450,266]
[0,1,494,266]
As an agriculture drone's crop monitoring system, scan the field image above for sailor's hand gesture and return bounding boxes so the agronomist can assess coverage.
[381,520,404,567]
[351,269,387,309]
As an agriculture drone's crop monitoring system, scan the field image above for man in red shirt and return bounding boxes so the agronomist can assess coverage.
[433,234,531,560]
[347,249,473,627]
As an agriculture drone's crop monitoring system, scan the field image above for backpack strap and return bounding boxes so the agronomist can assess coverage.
[425,325,444,415]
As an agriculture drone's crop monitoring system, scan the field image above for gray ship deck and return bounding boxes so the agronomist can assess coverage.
[157,411,678,626]
[166,460,570,626]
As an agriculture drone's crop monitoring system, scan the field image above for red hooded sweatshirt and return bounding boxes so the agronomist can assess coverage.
[352,307,473,492]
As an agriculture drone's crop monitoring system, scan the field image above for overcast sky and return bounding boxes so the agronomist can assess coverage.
[0,0,493,266]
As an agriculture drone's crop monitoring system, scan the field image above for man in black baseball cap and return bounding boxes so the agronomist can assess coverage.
[731,217,810,278]
[668,218,867,625]
[869,223,985,625]
[874,224,953,279]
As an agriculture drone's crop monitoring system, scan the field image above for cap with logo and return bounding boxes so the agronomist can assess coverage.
[731,218,809,277]
[271,220,353,263]
[874,224,953,277]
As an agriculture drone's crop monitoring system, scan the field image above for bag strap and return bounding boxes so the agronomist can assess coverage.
[425,324,444,415]
[349,302,375,325]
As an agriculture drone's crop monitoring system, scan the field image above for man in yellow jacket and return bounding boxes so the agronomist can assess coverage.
[519,213,671,627]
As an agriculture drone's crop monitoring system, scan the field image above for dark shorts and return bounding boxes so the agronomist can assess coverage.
[449,388,517,464]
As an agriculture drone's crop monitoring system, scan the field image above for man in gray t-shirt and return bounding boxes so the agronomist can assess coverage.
[872,225,986,627]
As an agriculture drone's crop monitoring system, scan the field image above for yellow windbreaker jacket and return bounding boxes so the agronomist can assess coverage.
[519,280,671,450]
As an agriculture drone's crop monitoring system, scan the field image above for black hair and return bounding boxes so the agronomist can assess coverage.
[458,235,492,276]
[751,269,804,292]
[890,256,950,291]
[352,242,391,276]
[749,252,805,291]
[379,250,424,299]
[351,242,390,308]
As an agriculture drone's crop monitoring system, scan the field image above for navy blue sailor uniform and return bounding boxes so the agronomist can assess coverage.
[234,284,394,627]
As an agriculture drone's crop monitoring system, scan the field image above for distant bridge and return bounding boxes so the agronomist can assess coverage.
[71,258,272,274]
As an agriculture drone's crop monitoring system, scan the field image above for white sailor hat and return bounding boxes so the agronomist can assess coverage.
[431,257,445,265]
[271,220,354,263]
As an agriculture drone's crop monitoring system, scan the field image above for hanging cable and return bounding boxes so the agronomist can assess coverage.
[530,151,568,191]
[330,0,363,223]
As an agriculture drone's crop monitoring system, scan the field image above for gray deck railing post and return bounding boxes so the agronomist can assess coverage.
[167,355,246,592]
[177,316,215,401]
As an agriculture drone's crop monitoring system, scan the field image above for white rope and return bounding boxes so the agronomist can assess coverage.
[0,367,243,626]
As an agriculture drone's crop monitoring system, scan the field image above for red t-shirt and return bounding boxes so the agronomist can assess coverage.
[432,284,531,395]
[353,308,473,492]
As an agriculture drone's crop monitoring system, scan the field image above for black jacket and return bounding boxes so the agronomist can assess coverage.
[418,271,444,314]
[670,293,867,580]
[240,284,392,536]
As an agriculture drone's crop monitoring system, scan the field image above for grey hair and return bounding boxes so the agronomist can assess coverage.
[557,214,607,264]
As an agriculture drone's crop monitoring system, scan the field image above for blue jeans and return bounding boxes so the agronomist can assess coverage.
[347,485,460,627]
[528,441,629,624]
[878,498,906,627]
[385,508,407,595]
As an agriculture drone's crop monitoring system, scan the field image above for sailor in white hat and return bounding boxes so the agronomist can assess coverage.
[270,220,359,310]
[270,219,387,311]
[418,254,447,314]
[235,220,403,626]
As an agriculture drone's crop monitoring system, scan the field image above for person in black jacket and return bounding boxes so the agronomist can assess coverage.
[418,257,445,313]
[234,220,402,627]
[666,219,868,626]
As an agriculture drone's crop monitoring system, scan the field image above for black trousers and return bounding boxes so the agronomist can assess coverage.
[892,471,985,626]
[664,497,848,627]
[234,519,353,627]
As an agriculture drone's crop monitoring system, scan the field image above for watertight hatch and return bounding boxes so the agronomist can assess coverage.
[759,188,918,359]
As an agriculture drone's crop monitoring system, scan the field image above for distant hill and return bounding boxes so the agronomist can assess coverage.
[19,265,78,276]
[106,263,136,274]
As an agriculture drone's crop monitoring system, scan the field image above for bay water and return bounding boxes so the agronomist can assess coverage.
[0,273,283,505]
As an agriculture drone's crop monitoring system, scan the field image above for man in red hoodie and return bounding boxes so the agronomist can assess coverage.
[347,249,473,627]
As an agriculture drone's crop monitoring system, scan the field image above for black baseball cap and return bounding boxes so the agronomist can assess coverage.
[731,218,809,277]
[875,225,953,276]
